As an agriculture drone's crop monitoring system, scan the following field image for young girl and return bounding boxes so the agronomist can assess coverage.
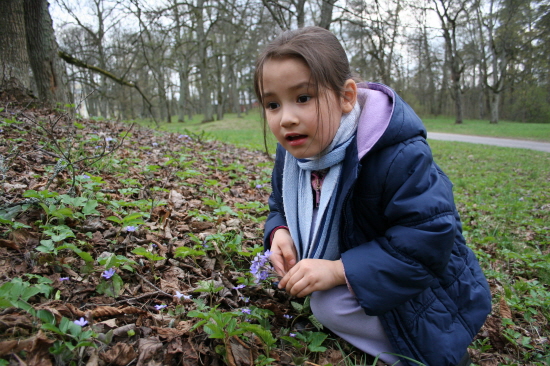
[254,27,491,366]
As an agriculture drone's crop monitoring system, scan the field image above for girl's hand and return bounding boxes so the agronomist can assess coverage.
[278,259,346,297]
[270,229,297,277]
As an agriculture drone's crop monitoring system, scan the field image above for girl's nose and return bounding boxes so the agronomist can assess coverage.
[280,106,299,127]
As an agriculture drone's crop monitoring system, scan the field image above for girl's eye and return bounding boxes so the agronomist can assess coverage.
[266,102,279,110]
[297,95,311,103]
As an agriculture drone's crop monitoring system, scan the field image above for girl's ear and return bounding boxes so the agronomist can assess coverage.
[340,79,357,114]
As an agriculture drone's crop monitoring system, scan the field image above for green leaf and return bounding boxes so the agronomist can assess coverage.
[174,246,206,259]
[203,323,225,339]
[131,247,165,261]
[281,335,302,348]
[106,216,123,224]
[21,287,41,301]
[82,200,99,215]
[308,314,324,330]
[291,301,303,312]
[41,323,64,336]
[37,309,56,325]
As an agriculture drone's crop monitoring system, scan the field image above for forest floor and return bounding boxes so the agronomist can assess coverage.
[0,93,548,366]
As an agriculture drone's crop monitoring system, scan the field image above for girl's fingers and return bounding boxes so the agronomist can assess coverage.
[270,252,286,277]
[281,246,297,272]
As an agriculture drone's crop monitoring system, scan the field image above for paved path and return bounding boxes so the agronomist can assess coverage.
[427,132,550,153]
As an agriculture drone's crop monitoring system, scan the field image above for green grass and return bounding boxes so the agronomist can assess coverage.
[131,110,277,153]
[423,117,550,141]
[128,111,550,153]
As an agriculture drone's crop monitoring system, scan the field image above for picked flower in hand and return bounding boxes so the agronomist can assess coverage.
[250,250,277,284]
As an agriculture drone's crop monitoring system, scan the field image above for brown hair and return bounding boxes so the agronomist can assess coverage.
[253,26,353,155]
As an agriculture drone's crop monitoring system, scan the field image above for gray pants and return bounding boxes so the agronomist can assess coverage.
[310,285,400,365]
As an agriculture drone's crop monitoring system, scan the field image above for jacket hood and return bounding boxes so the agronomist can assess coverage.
[355,82,427,159]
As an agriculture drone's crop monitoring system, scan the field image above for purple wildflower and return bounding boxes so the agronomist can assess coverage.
[233,284,246,290]
[152,142,158,146]
[283,314,293,319]
[240,297,250,303]
[59,277,70,281]
[80,174,90,179]
[105,137,114,142]
[250,250,273,284]
[102,268,116,279]
[74,317,88,326]
[155,304,167,311]
[290,333,296,337]
[241,308,251,315]
[255,184,264,189]
[175,291,192,300]
[125,225,137,232]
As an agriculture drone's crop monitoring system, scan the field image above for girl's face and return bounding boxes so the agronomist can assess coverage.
[261,57,354,159]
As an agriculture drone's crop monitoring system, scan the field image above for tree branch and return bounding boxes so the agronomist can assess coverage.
[57,50,158,125]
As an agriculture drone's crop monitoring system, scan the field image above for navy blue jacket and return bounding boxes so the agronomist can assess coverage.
[264,83,492,366]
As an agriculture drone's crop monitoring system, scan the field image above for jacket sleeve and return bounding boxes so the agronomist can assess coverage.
[341,138,457,316]
[263,144,288,249]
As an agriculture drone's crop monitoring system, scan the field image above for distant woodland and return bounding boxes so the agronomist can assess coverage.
[1,0,549,124]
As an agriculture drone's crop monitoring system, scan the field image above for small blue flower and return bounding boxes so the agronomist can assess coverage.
[175,291,192,300]
[155,304,167,311]
[233,284,246,290]
[59,277,70,281]
[80,174,90,179]
[152,142,158,146]
[240,297,249,303]
[256,184,264,189]
[102,268,116,279]
[74,317,88,326]
[125,225,137,232]
[250,250,273,284]
[290,333,296,337]
[283,314,293,319]
[105,137,114,142]
[241,308,251,315]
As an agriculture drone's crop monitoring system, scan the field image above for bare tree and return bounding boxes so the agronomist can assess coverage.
[432,0,473,124]
[346,0,404,86]
[261,0,307,29]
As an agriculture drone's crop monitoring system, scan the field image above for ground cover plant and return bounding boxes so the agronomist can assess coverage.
[0,99,549,366]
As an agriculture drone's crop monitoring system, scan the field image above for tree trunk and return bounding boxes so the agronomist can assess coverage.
[489,91,500,124]
[178,61,189,122]
[317,0,335,29]
[0,0,31,88]
[23,0,68,106]
[195,0,214,122]
[452,79,463,124]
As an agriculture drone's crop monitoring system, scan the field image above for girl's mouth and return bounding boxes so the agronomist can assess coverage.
[286,134,308,146]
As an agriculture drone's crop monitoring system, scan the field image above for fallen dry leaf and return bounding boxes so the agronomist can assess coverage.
[499,296,513,320]
[100,343,137,365]
[136,337,163,366]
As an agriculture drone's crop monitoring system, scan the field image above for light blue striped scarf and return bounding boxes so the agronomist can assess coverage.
[282,103,361,260]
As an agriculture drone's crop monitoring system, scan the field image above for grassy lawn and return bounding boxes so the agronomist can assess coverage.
[132,110,550,153]
[423,117,550,141]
